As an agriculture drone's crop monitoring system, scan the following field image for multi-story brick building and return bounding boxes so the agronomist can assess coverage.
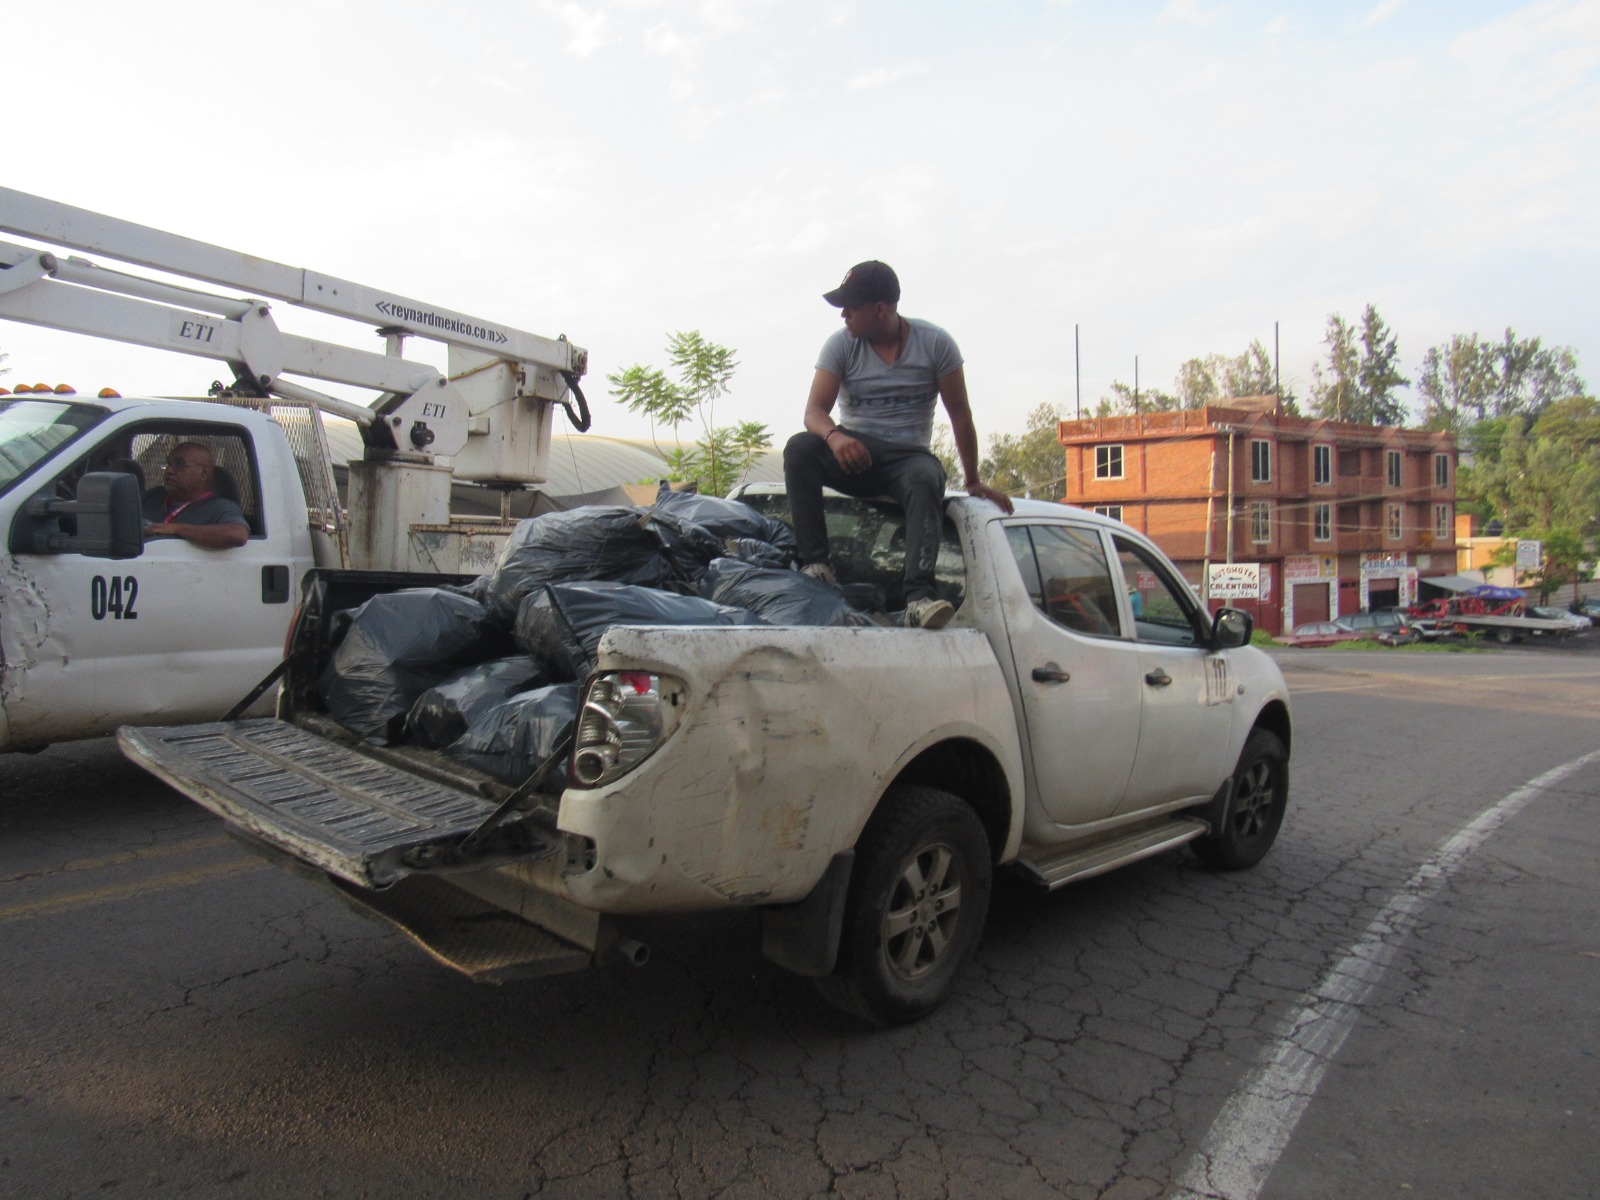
[1057,398,1458,635]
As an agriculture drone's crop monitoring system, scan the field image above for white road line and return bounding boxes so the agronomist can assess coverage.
[1170,748,1600,1200]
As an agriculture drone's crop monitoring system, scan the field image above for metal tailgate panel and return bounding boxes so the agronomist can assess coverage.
[118,719,536,888]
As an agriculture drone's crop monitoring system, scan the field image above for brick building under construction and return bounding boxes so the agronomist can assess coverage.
[1057,398,1459,636]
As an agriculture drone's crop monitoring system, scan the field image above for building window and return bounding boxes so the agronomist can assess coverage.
[1386,503,1402,540]
[1313,444,1331,486]
[1386,449,1402,488]
[1435,504,1451,540]
[1314,502,1331,542]
[1250,501,1272,544]
[1435,453,1450,488]
[1095,444,1124,480]
[1092,505,1123,522]
[1251,439,1271,483]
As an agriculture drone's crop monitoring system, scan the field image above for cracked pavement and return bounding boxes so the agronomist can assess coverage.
[2,647,1598,1198]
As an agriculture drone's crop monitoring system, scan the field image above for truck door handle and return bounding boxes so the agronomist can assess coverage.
[1145,669,1172,687]
[1031,664,1071,684]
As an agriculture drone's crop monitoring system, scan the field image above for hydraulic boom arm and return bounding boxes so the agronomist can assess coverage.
[0,188,588,483]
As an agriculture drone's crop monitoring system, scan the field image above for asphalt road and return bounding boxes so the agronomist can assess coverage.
[2,642,1597,1199]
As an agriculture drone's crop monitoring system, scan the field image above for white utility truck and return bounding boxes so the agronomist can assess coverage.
[0,188,589,752]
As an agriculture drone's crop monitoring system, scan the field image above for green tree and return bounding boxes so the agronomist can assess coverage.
[1310,305,1407,425]
[1461,399,1600,534]
[1356,305,1408,425]
[981,403,1066,501]
[1488,527,1592,604]
[607,331,768,496]
[1417,329,1584,430]
[1093,379,1181,416]
[1174,340,1285,409]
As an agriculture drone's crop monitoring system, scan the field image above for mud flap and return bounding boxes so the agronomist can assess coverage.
[760,851,854,977]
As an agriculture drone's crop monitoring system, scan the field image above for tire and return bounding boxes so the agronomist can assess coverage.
[1193,729,1289,871]
[1495,627,1515,645]
[815,785,991,1026]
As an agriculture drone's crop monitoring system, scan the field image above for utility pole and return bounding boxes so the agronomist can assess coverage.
[1274,320,1281,400]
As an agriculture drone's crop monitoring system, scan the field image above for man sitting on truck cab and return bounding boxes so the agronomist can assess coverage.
[785,260,1013,629]
[141,441,250,550]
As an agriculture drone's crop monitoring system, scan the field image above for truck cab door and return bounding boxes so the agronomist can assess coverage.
[2,421,296,748]
[1110,536,1235,813]
[999,521,1143,827]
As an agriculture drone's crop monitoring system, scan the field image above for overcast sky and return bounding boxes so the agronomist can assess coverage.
[4,0,1597,452]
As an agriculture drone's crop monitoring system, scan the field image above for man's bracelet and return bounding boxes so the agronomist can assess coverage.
[825,428,844,441]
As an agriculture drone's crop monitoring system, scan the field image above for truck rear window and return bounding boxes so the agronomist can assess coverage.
[738,492,965,612]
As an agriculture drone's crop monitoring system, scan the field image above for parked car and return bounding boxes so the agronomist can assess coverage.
[1566,597,1600,620]
[1529,606,1591,631]
[1333,611,1411,638]
[1281,620,1364,647]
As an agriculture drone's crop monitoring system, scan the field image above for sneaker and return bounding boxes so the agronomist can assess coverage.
[904,597,955,630]
[800,562,838,587]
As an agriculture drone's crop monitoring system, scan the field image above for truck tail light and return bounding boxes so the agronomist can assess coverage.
[570,671,684,788]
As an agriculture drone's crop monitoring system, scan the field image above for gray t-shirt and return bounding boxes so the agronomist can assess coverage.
[816,317,963,448]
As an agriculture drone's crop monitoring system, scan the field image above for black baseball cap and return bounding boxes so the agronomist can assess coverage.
[823,260,900,307]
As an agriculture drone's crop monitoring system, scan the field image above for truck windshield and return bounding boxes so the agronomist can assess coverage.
[0,399,108,497]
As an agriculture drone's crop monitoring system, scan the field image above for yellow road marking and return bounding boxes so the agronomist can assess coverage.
[0,858,267,922]
[58,833,234,875]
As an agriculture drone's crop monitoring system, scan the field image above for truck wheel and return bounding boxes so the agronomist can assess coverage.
[815,785,991,1026]
[1495,627,1515,645]
[1193,730,1288,871]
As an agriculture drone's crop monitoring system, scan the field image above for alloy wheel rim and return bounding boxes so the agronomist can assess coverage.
[882,842,964,981]
[1233,761,1276,839]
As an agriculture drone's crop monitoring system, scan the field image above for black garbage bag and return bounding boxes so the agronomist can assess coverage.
[320,588,510,743]
[406,655,546,749]
[720,536,795,571]
[699,557,873,627]
[515,580,766,679]
[644,482,796,552]
[647,508,728,583]
[840,581,888,613]
[442,572,494,606]
[445,682,582,790]
[486,506,673,621]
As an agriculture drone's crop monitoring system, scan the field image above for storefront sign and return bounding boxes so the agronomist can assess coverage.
[1284,555,1335,582]
[1208,562,1261,599]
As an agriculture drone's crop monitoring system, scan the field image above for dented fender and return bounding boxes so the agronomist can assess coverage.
[552,623,1026,916]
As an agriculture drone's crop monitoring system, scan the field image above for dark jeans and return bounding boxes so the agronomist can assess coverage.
[782,429,947,604]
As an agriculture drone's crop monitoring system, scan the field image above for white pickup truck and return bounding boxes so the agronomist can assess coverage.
[119,487,1293,1025]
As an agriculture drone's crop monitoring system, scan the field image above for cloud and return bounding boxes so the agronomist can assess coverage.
[846,63,928,91]
[1359,0,1403,29]
[1157,0,1221,27]
[542,1,612,56]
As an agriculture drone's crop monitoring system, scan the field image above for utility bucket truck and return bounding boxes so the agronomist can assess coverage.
[0,187,589,752]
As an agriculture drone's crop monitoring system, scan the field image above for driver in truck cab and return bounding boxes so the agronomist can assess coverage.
[141,441,250,549]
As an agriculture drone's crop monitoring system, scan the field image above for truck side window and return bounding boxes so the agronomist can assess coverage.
[1007,524,1122,638]
[129,429,264,536]
[1113,537,1204,646]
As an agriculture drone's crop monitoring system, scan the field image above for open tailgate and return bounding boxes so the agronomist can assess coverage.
[118,718,559,889]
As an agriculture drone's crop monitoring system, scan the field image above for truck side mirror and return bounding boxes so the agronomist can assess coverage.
[15,471,145,559]
[1212,606,1253,649]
